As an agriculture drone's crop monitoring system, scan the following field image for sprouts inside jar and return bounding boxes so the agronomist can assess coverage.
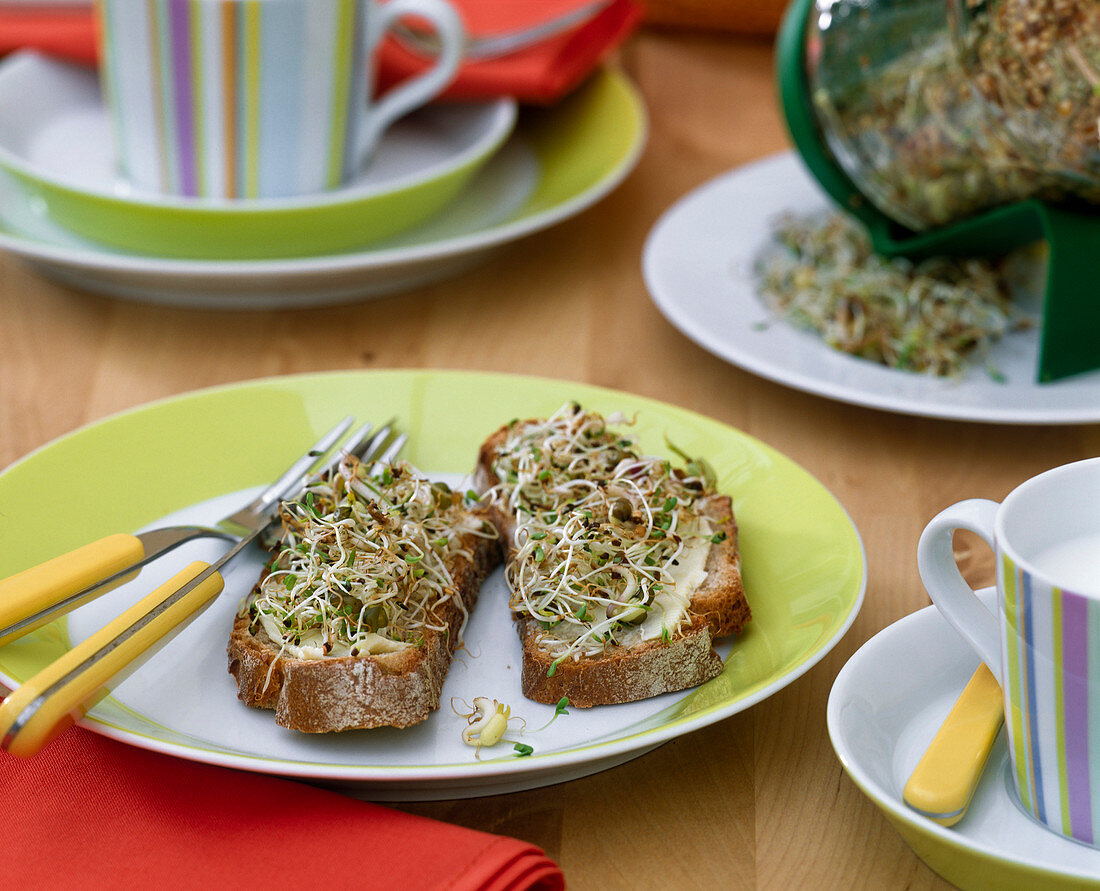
[807,0,1100,230]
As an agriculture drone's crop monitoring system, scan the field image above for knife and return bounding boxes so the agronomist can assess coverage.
[903,662,1004,826]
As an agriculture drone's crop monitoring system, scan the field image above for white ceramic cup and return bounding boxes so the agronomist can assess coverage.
[917,457,1100,845]
[95,0,464,200]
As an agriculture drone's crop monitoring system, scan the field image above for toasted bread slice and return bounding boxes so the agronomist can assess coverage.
[227,461,501,732]
[475,405,750,708]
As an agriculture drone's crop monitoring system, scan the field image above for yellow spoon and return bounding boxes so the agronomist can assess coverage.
[903,663,1004,826]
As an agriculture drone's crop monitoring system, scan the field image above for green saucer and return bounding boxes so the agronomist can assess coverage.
[0,51,516,260]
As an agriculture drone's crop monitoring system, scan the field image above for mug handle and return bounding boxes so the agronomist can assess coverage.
[915,499,1003,680]
[358,0,465,161]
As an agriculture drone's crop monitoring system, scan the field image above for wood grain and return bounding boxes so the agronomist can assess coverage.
[0,26,1091,890]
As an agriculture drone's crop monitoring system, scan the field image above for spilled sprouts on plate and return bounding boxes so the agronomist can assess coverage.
[454,694,571,758]
[755,211,1034,379]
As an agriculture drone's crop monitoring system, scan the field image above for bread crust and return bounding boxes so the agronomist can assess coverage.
[692,493,751,638]
[476,417,750,707]
[227,523,501,732]
[519,617,723,707]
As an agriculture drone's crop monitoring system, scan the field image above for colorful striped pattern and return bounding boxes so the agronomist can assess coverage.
[97,0,365,199]
[1000,551,1098,845]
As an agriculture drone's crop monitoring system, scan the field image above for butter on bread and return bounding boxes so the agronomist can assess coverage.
[227,459,501,732]
[475,404,750,708]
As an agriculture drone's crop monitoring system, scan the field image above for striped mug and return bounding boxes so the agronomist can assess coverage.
[917,457,1100,846]
[95,0,464,199]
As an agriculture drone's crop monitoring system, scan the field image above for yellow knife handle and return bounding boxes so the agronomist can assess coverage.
[0,560,224,758]
[903,663,1004,826]
[0,533,146,646]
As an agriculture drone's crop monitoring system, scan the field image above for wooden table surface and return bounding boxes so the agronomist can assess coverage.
[2,25,1097,891]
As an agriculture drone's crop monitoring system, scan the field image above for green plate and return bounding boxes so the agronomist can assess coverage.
[0,371,865,798]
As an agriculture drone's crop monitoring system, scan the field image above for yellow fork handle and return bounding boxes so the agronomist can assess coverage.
[903,663,1004,826]
[0,561,224,758]
[0,534,145,647]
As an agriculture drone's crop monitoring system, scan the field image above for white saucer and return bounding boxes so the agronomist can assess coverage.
[0,142,538,303]
[828,588,1100,889]
[643,152,1100,425]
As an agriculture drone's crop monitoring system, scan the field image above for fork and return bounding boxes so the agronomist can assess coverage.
[0,417,382,647]
[0,420,405,757]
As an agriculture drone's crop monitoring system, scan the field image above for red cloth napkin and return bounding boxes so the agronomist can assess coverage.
[3,724,563,890]
[0,0,642,104]
[0,5,98,66]
[377,0,643,104]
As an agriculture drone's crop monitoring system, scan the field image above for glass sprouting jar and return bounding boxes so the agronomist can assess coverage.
[803,0,1100,232]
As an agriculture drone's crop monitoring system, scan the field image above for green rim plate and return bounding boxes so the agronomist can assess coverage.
[0,371,865,793]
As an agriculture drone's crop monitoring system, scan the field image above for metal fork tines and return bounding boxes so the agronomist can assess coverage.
[118,418,403,610]
[220,419,400,537]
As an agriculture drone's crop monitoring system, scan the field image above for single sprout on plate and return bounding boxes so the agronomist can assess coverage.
[532,696,570,732]
[453,697,528,758]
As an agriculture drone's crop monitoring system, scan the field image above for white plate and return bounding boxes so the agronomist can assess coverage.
[0,143,538,305]
[643,152,1100,425]
[828,589,1100,889]
[0,67,645,308]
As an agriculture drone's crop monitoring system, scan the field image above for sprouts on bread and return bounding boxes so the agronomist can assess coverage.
[484,403,729,668]
[243,457,496,660]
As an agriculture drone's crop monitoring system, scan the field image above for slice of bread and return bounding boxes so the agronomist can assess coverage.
[227,461,501,732]
[475,405,750,708]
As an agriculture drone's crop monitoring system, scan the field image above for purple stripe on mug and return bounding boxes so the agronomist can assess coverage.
[167,0,198,197]
[917,457,1100,848]
[1063,592,1092,842]
[146,0,173,193]
[94,0,465,200]
[1087,591,1100,839]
